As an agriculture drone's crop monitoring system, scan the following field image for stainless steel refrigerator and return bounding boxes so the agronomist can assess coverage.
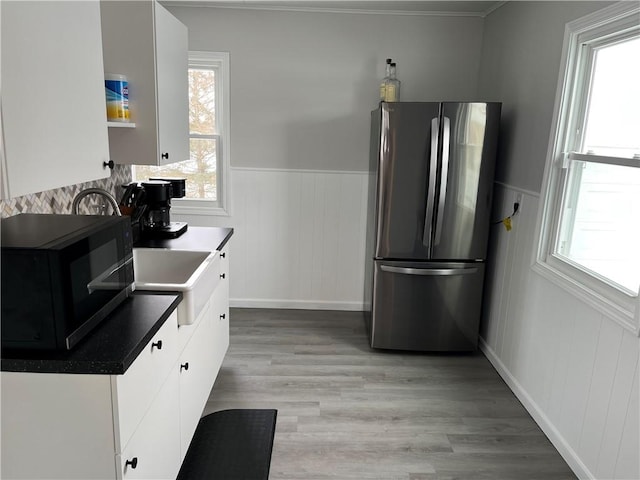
[364,102,501,351]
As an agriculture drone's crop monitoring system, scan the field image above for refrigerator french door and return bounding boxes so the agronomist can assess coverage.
[365,102,501,351]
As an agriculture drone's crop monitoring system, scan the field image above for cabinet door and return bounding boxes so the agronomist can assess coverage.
[113,311,180,451]
[178,304,217,458]
[1,372,116,479]
[154,2,189,166]
[117,367,181,480]
[1,0,110,199]
[211,273,230,370]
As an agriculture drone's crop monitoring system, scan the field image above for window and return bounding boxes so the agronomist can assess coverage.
[134,51,231,215]
[536,3,640,332]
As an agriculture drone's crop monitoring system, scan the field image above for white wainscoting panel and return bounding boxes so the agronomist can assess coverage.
[481,183,640,480]
[175,167,369,310]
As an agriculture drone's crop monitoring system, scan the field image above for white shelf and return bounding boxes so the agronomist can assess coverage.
[107,121,136,128]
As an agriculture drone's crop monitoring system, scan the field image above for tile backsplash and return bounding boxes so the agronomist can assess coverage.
[0,165,132,218]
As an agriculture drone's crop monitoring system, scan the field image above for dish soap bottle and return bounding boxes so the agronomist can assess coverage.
[379,58,392,101]
[384,62,401,102]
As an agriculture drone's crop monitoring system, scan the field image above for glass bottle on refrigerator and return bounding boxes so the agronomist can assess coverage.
[383,63,401,102]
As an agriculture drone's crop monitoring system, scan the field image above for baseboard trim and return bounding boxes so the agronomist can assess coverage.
[229,298,364,311]
[479,337,594,480]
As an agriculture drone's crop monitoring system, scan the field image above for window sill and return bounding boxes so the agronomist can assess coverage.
[532,259,639,336]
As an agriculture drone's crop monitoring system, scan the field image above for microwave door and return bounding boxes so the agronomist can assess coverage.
[86,256,133,293]
[65,233,132,349]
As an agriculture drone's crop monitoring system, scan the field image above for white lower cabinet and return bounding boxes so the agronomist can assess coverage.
[0,247,231,480]
[1,373,117,479]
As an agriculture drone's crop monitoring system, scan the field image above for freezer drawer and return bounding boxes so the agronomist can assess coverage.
[369,260,485,351]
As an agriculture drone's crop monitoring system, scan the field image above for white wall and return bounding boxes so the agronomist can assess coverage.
[478,2,639,479]
[179,167,368,309]
[169,5,485,308]
[482,185,639,480]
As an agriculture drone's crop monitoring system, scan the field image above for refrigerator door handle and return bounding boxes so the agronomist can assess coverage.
[434,116,451,246]
[422,117,440,250]
[380,265,478,276]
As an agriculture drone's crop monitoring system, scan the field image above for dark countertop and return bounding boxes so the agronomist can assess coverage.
[1,292,182,375]
[135,226,233,252]
[2,227,233,376]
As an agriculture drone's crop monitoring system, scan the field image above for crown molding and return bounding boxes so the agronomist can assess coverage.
[482,1,506,17]
[162,1,507,18]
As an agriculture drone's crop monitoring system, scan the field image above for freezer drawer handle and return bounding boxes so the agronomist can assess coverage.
[380,265,478,276]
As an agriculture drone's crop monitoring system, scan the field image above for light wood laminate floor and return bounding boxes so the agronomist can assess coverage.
[203,308,576,480]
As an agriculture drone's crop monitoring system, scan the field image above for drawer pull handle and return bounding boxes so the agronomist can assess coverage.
[220,252,226,258]
[151,340,163,351]
[220,273,226,279]
[180,362,189,372]
[161,152,169,160]
[125,457,138,469]
[220,314,226,320]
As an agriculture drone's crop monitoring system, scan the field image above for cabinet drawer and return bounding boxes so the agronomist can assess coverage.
[116,367,181,480]
[112,311,180,451]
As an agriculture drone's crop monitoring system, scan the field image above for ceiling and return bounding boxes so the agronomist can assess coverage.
[161,1,507,17]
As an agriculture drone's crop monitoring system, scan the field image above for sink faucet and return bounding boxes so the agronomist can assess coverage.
[72,188,122,216]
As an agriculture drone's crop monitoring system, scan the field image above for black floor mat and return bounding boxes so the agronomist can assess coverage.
[177,409,278,480]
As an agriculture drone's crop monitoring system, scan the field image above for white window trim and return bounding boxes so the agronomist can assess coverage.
[533,2,640,335]
[172,51,231,217]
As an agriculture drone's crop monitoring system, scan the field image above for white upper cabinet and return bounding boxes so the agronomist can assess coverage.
[100,1,189,166]
[1,0,111,199]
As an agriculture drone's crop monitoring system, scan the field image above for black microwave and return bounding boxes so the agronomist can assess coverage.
[1,214,135,351]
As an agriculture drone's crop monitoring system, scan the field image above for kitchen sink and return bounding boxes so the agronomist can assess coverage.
[133,248,219,325]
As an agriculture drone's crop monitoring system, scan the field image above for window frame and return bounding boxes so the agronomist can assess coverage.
[171,51,231,217]
[534,2,640,335]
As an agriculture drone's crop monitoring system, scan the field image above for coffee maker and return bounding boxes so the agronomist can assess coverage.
[120,178,188,240]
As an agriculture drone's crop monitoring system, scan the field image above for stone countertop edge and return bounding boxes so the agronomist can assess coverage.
[134,226,234,252]
[1,292,182,375]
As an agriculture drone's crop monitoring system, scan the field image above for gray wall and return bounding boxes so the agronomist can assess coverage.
[168,6,485,171]
[477,1,613,193]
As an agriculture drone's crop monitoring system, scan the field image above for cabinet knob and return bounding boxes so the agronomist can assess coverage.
[103,160,115,170]
[125,457,138,469]
[151,340,163,351]
[220,314,226,320]
[220,273,226,279]
[180,362,189,371]
[161,152,169,160]
[220,252,226,258]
